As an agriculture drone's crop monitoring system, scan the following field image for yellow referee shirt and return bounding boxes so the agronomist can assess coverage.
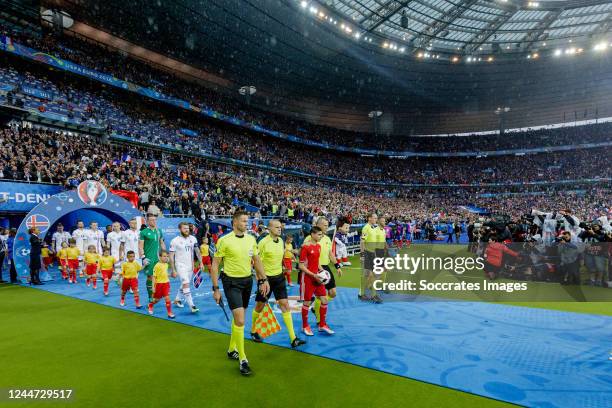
[303,234,332,267]
[122,261,142,279]
[362,224,385,251]
[214,232,258,278]
[153,262,170,284]
[258,235,284,277]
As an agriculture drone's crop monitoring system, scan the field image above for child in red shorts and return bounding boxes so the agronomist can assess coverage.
[120,250,142,309]
[66,239,80,283]
[283,235,296,286]
[148,250,176,318]
[57,242,69,280]
[41,243,53,269]
[84,245,100,289]
[99,246,116,296]
[200,237,212,274]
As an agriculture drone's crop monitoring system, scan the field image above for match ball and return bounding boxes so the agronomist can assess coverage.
[316,269,331,285]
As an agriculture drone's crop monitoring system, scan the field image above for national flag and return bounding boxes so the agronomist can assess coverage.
[149,160,161,168]
[121,154,131,162]
[110,189,139,207]
[26,214,50,233]
[112,158,121,166]
[192,270,203,289]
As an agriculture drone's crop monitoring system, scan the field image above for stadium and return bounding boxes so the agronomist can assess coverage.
[0,0,610,406]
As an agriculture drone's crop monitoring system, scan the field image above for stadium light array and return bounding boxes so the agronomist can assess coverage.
[297,1,612,65]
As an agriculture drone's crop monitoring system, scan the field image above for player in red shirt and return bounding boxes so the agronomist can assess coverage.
[298,226,333,336]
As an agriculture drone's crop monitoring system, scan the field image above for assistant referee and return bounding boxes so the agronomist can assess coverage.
[360,212,386,303]
[211,210,270,376]
[249,219,306,348]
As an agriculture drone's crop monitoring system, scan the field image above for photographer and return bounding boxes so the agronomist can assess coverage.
[556,231,580,285]
[580,223,608,286]
[519,235,552,281]
[483,233,521,280]
[467,220,476,252]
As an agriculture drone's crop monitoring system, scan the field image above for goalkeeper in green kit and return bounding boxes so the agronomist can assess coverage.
[139,214,166,302]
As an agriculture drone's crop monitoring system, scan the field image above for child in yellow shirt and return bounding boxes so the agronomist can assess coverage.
[120,250,143,309]
[58,242,69,280]
[65,239,81,284]
[41,243,52,270]
[99,246,116,296]
[84,245,100,289]
[148,250,176,318]
[200,237,212,273]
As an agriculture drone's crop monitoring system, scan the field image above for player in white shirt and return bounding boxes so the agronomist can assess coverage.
[121,219,141,263]
[169,222,203,313]
[72,220,88,276]
[51,223,71,254]
[333,218,351,266]
[85,221,105,254]
[106,222,125,273]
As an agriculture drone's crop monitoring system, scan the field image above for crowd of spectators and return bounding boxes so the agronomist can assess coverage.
[1,126,609,225]
[0,60,609,188]
[2,21,611,154]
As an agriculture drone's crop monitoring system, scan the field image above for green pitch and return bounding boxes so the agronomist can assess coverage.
[0,284,512,407]
[2,243,610,407]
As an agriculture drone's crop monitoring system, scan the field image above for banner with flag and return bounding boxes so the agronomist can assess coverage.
[192,270,204,289]
[252,304,281,338]
[110,189,139,207]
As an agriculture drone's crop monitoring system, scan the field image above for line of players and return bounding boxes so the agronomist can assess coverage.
[46,212,353,376]
[46,217,214,316]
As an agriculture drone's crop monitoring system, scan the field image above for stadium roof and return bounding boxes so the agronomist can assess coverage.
[28,0,612,133]
[310,0,612,56]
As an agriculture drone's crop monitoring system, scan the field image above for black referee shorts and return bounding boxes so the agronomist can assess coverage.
[322,265,336,290]
[220,273,253,310]
[364,251,376,270]
[255,274,288,303]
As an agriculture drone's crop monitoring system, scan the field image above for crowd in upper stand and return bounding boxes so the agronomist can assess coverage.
[1,21,611,154]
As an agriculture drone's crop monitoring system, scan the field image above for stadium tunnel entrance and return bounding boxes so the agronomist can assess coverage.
[13,181,142,282]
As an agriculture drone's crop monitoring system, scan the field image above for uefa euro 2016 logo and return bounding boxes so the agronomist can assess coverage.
[77,180,107,206]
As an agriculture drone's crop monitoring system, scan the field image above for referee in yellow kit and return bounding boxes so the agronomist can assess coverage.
[211,210,269,376]
[249,219,306,348]
[360,212,386,303]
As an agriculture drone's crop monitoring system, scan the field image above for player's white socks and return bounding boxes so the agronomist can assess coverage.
[183,288,194,308]
[175,288,183,302]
